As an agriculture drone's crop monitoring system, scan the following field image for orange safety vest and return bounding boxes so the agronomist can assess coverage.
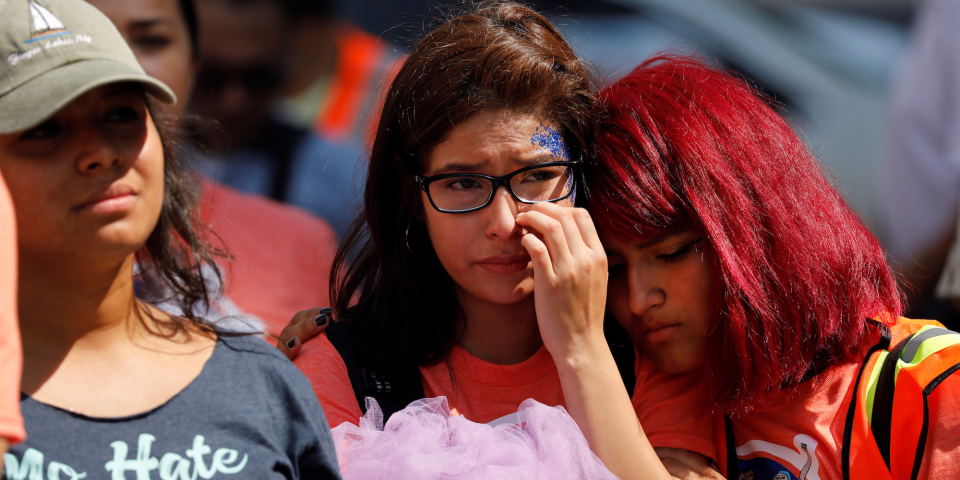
[720,319,960,480]
[313,26,404,145]
[841,319,960,480]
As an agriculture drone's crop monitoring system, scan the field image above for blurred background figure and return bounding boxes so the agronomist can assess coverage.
[192,0,366,237]
[877,0,960,327]
[88,0,338,336]
[275,0,404,145]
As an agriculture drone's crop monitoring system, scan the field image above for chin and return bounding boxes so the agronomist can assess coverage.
[460,281,534,306]
[93,225,154,253]
[651,353,701,375]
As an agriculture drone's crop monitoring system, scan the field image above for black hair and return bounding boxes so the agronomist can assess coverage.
[176,0,200,59]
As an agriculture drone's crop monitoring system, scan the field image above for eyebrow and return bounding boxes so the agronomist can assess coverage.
[633,231,684,250]
[429,155,556,176]
[129,18,172,29]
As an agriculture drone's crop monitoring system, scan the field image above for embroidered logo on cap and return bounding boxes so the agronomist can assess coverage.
[26,1,69,43]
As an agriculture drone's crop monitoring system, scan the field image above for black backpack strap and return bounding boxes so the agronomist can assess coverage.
[842,319,891,480]
[325,321,425,423]
[870,331,916,470]
[869,325,960,477]
[324,321,367,412]
[724,415,737,478]
[604,312,636,394]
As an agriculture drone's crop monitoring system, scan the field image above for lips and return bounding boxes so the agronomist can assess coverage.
[476,251,532,275]
[76,184,137,213]
[641,322,682,345]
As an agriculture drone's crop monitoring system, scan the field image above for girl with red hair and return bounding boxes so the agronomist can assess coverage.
[589,55,960,479]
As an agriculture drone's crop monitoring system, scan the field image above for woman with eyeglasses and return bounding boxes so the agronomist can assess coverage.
[289,3,695,479]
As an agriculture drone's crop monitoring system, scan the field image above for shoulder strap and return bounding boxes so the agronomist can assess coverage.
[604,312,636,394]
[866,324,960,478]
[870,331,915,470]
[842,319,891,480]
[325,321,425,423]
[724,415,737,478]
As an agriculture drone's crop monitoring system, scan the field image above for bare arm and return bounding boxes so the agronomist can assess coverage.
[517,203,673,480]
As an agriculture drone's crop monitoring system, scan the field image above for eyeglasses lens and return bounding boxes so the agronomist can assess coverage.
[427,165,574,211]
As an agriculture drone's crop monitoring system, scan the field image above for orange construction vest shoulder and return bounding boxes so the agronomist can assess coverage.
[843,318,960,480]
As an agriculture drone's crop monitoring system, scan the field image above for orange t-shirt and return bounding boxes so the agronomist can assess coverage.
[633,349,717,461]
[294,332,564,427]
[0,173,24,443]
[199,179,338,336]
[295,328,715,456]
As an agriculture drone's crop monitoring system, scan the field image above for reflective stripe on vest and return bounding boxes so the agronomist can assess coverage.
[846,322,960,480]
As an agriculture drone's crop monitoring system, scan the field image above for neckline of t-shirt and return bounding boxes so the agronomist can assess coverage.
[19,336,225,422]
[445,343,557,386]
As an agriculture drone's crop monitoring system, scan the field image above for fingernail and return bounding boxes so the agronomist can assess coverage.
[287,337,298,349]
[319,307,332,316]
[314,314,328,327]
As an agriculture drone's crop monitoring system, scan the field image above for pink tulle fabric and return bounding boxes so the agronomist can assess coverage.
[330,397,619,480]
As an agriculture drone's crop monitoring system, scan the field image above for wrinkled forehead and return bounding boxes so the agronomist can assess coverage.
[423,110,569,175]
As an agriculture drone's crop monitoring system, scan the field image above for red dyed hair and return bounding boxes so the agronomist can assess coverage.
[588,55,902,414]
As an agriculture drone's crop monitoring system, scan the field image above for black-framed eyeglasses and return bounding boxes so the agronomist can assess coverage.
[415,161,578,213]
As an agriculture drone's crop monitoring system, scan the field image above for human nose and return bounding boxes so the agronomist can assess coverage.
[627,267,665,316]
[484,185,521,239]
[75,130,127,175]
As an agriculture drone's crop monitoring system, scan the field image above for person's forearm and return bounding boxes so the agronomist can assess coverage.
[556,338,672,480]
[1,437,8,470]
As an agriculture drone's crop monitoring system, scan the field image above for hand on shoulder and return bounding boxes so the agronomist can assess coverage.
[275,307,333,360]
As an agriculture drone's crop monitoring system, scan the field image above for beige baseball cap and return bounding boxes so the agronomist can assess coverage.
[0,0,176,134]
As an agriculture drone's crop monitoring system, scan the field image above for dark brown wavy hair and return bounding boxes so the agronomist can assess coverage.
[330,1,596,366]
[136,95,227,335]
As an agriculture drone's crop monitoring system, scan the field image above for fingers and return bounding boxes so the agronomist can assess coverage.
[276,336,302,360]
[275,307,333,360]
[657,448,725,480]
[521,230,553,279]
[516,208,577,274]
[661,458,701,480]
[518,202,586,257]
[569,207,604,252]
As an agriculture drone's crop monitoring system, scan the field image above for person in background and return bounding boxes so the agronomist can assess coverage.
[274,0,403,146]
[192,0,365,238]
[878,0,960,327]
[0,172,24,470]
[88,0,338,336]
[0,0,340,476]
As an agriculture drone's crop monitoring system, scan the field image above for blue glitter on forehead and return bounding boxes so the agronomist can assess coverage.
[566,172,577,205]
[531,123,570,160]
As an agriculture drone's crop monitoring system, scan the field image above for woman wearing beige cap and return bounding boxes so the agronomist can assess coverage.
[0,0,340,477]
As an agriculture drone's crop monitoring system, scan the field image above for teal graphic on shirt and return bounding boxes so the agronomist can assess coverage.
[3,433,248,480]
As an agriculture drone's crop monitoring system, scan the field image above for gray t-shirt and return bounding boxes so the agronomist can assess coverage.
[3,335,341,480]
